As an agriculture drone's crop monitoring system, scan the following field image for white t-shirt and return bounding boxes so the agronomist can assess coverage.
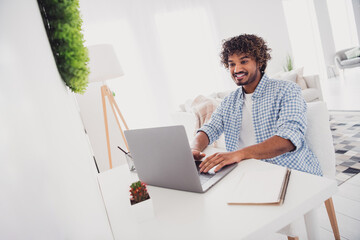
[238,92,256,149]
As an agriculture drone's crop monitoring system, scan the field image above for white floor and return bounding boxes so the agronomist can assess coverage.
[312,68,360,239]
[318,173,360,240]
[321,68,360,111]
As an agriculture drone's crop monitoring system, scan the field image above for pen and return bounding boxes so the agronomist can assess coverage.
[117,146,129,155]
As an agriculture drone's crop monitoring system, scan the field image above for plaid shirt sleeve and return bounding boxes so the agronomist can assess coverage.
[275,83,307,152]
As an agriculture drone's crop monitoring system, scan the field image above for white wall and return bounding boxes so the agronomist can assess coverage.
[79,0,292,126]
[0,1,113,239]
[208,0,292,78]
[313,0,337,77]
[78,0,293,171]
[327,0,360,51]
[353,0,360,44]
[282,0,328,79]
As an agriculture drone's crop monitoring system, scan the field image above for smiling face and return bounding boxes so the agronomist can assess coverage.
[228,53,262,93]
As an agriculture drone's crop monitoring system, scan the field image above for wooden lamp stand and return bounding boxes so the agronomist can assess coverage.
[101,84,129,169]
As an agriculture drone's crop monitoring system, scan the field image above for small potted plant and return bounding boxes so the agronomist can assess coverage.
[129,181,150,205]
[283,54,294,72]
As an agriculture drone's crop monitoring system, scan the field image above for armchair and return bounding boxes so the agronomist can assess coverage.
[335,47,360,70]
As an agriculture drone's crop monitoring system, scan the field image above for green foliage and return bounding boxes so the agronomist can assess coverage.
[283,54,294,72]
[38,0,89,94]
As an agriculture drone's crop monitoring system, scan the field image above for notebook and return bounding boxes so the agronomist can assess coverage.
[124,125,237,193]
[227,167,291,205]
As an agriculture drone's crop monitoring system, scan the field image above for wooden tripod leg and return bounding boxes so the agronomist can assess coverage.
[101,85,113,169]
[107,87,129,130]
[105,87,130,151]
[325,197,340,240]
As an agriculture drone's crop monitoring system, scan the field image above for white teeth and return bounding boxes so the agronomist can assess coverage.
[236,74,245,78]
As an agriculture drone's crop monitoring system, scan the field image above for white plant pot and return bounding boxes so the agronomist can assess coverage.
[130,198,155,223]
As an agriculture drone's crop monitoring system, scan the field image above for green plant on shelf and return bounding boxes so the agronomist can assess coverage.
[283,54,294,72]
[130,181,150,205]
[37,0,89,94]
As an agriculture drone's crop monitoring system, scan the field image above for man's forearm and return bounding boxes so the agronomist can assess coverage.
[238,135,295,160]
[198,135,296,173]
[190,131,210,152]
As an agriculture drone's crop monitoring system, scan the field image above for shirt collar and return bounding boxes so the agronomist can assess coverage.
[239,74,269,99]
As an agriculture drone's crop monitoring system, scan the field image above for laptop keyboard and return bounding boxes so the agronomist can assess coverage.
[199,173,214,185]
[195,161,215,185]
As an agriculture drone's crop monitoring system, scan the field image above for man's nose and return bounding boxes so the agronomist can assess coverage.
[235,65,243,73]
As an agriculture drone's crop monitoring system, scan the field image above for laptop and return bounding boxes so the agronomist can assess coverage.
[124,125,237,193]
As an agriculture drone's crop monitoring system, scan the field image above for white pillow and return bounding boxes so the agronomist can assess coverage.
[345,47,360,59]
[278,71,297,83]
[271,67,308,90]
[293,67,308,90]
[216,90,232,99]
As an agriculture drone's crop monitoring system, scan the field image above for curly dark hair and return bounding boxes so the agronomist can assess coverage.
[220,34,272,74]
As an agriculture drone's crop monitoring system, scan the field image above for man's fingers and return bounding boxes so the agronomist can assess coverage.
[214,160,229,173]
[192,150,206,161]
[199,153,216,168]
[203,158,222,172]
[200,153,236,173]
[200,154,223,173]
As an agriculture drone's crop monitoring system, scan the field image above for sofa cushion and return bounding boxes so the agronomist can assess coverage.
[345,47,360,59]
[216,90,233,99]
[340,57,360,66]
[272,71,297,83]
[187,95,222,128]
[271,67,308,90]
[301,88,320,102]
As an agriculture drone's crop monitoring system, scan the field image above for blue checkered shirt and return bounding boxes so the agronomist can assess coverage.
[199,74,323,176]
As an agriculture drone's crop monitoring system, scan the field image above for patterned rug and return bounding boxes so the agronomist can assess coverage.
[330,112,360,185]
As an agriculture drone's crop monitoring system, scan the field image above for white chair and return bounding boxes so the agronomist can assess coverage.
[281,101,340,240]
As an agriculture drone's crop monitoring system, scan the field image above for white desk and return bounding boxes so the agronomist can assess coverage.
[98,160,337,240]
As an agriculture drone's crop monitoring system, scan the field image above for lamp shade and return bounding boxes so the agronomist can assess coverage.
[87,44,124,83]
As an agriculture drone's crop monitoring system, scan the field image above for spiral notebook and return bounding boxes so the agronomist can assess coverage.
[227,167,291,205]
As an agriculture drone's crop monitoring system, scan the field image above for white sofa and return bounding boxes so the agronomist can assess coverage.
[299,74,323,102]
[172,74,323,146]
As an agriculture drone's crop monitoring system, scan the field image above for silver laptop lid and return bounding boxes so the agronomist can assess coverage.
[124,125,203,193]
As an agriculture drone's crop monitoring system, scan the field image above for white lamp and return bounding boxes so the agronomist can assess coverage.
[87,44,129,169]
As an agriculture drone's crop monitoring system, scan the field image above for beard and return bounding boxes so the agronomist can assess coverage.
[233,69,259,86]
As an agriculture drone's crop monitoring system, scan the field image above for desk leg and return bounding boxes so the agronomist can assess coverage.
[287,237,299,240]
[325,197,340,240]
[304,207,321,240]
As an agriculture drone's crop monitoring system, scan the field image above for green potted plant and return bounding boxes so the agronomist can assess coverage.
[283,54,294,72]
[129,181,150,205]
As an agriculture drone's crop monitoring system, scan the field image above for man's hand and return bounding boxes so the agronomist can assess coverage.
[199,151,244,173]
[192,149,206,161]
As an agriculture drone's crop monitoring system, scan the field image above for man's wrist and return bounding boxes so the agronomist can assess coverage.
[191,147,201,152]
[235,149,248,161]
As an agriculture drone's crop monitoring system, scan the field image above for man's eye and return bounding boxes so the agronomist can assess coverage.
[229,63,235,67]
[241,60,248,64]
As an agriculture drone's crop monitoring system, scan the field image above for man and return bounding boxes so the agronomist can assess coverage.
[191,34,322,176]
